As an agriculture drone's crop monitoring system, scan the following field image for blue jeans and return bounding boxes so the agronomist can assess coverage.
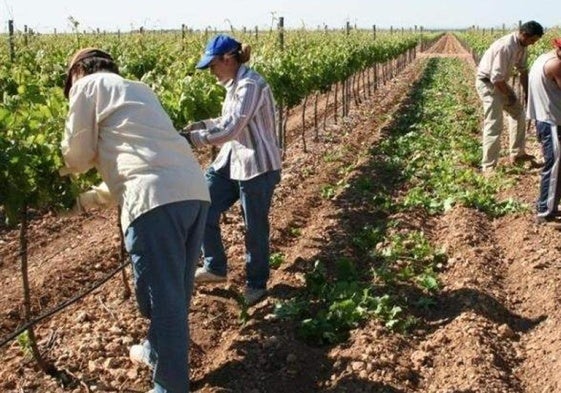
[125,200,209,393]
[202,166,281,289]
[536,121,561,217]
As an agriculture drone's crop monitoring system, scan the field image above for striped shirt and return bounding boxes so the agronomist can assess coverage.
[190,65,282,180]
[477,32,528,84]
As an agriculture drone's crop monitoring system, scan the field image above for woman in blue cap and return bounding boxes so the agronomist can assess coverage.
[182,34,282,305]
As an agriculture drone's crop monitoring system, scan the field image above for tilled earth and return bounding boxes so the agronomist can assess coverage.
[1,34,561,392]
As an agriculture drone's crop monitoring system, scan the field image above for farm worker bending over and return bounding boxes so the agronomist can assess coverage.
[527,38,561,226]
[60,48,210,393]
[475,20,543,172]
[181,34,282,306]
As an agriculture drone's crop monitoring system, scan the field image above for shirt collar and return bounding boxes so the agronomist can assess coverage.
[513,32,523,47]
[221,64,248,90]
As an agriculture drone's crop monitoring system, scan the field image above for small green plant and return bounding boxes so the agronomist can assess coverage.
[355,175,374,193]
[323,150,343,163]
[351,224,384,252]
[415,296,437,310]
[288,227,302,237]
[321,184,336,199]
[269,252,284,269]
[417,271,440,292]
[371,194,393,210]
[337,163,355,177]
[232,289,250,325]
[301,167,313,177]
[274,260,412,345]
[17,330,32,355]
[372,231,444,295]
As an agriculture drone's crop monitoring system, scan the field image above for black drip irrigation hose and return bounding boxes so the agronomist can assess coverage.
[0,260,129,349]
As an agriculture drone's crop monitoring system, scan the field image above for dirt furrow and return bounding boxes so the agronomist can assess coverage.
[419,33,561,393]
[424,206,527,392]
[494,184,561,392]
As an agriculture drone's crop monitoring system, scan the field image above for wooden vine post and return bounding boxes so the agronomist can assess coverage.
[8,20,15,63]
[277,16,285,153]
[117,207,132,300]
[301,94,308,152]
[344,21,351,117]
[19,205,55,375]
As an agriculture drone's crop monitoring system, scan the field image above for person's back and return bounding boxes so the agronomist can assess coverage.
[63,71,209,230]
[477,32,526,83]
[527,52,561,125]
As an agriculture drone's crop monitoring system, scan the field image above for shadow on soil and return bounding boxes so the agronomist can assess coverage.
[398,283,546,334]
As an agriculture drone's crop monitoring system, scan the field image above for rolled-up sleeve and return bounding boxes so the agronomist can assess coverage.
[61,84,99,173]
[190,80,261,147]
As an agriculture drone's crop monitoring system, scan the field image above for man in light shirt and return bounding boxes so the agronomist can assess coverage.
[475,21,544,172]
[61,48,210,393]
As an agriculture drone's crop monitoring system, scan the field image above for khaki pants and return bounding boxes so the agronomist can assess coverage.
[475,78,526,169]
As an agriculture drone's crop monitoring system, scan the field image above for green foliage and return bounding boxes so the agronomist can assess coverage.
[0,29,425,227]
[456,27,561,66]
[274,260,409,345]
[288,227,302,237]
[17,331,32,355]
[351,224,384,252]
[269,252,284,269]
[320,184,336,200]
[253,31,420,108]
[378,57,525,218]
[0,80,78,224]
[373,231,443,293]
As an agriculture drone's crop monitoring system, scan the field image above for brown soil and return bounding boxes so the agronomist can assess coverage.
[1,33,560,393]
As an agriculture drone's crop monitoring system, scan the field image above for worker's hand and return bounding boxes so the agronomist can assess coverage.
[79,183,114,209]
[501,83,518,106]
[58,167,73,177]
[60,182,114,217]
[182,121,205,132]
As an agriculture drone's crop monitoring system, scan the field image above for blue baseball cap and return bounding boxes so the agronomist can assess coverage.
[196,34,241,69]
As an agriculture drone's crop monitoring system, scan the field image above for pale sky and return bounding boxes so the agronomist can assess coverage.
[1,0,559,33]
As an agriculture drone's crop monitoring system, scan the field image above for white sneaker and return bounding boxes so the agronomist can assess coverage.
[244,288,267,306]
[194,267,227,283]
[129,341,152,368]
